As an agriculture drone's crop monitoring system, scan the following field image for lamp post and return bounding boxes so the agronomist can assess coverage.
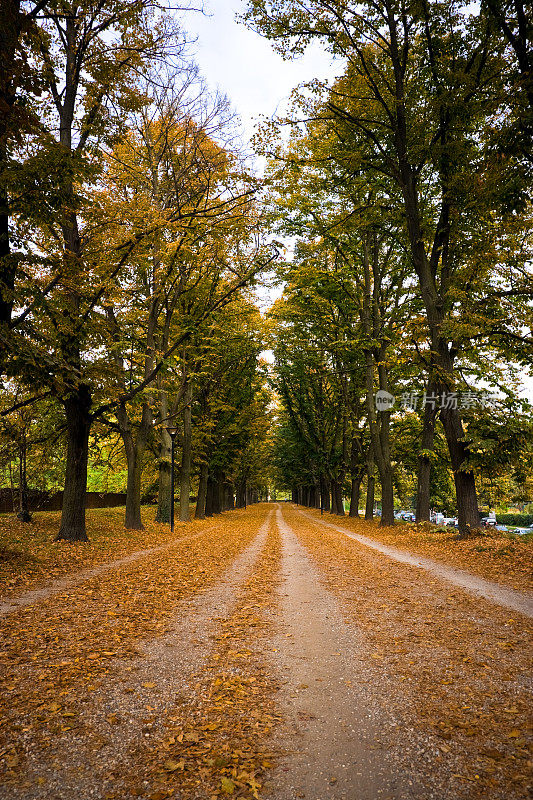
[167,425,178,533]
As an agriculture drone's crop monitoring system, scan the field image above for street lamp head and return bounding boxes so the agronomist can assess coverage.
[166,425,178,437]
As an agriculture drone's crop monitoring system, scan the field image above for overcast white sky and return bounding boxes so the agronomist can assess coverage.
[182,0,342,311]
[183,0,340,144]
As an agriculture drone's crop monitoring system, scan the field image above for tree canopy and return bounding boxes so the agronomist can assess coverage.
[0,0,531,538]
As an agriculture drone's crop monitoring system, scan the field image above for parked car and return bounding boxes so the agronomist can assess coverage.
[444,517,458,527]
[480,517,497,527]
[398,511,416,522]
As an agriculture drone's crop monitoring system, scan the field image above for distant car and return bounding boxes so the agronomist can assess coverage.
[481,517,497,527]
[398,511,415,522]
[512,525,533,536]
[444,517,458,527]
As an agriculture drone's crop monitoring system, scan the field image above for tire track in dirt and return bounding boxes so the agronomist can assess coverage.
[267,506,417,800]
[0,510,274,800]
[297,509,533,617]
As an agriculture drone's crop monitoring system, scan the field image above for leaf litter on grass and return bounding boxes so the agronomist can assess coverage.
[0,507,183,597]
[301,508,533,593]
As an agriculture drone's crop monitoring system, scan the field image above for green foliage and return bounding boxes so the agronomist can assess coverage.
[497,514,533,527]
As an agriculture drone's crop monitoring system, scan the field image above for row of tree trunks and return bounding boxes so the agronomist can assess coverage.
[361,233,395,528]
[390,38,481,535]
[194,469,245,519]
[291,478,345,515]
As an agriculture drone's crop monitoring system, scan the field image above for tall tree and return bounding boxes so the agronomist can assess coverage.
[245,0,532,534]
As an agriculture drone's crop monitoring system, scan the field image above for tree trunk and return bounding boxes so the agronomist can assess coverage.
[377,398,395,526]
[321,477,330,512]
[236,480,246,508]
[365,444,375,521]
[440,405,480,535]
[416,382,437,522]
[179,380,192,522]
[361,234,394,527]
[214,476,223,513]
[364,349,394,526]
[330,482,338,514]
[0,0,24,330]
[333,481,345,516]
[125,449,144,530]
[380,468,395,527]
[17,430,31,522]
[0,185,14,328]
[205,474,214,517]
[56,386,91,542]
[156,428,172,523]
[118,401,151,531]
[349,435,364,518]
[395,125,480,536]
[195,462,208,519]
[225,483,235,509]
[208,472,223,514]
[349,470,364,518]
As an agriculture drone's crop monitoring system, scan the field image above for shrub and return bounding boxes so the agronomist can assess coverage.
[497,513,533,527]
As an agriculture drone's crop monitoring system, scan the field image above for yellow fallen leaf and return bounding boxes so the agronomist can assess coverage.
[221,777,235,794]
[163,759,185,772]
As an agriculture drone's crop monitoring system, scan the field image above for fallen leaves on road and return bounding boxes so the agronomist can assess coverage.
[286,505,532,800]
[125,515,283,800]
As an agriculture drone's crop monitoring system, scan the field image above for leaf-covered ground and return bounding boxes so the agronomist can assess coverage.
[284,504,532,799]
[0,508,178,596]
[0,508,262,795]
[0,503,531,799]
[298,508,533,593]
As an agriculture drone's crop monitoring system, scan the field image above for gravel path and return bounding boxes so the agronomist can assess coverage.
[0,512,273,800]
[297,509,533,617]
[267,506,416,800]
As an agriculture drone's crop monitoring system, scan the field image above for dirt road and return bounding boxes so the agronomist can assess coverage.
[0,503,530,800]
